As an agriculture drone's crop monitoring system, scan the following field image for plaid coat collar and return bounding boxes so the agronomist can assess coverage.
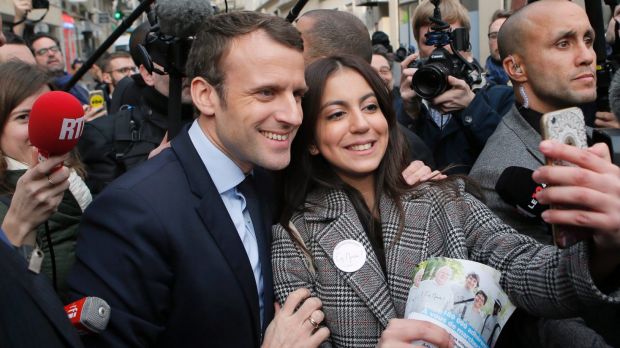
[301,188,417,327]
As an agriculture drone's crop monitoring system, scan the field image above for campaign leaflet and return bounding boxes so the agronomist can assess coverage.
[404,257,515,348]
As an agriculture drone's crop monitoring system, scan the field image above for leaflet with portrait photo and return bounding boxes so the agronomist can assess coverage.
[404,257,515,348]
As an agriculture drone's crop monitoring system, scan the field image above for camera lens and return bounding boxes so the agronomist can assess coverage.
[412,64,449,99]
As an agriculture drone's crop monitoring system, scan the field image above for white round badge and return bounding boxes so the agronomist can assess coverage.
[333,239,367,273]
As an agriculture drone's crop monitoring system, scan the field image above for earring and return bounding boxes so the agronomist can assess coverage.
[519,85,529,109]
[509,55,522,73]
[309,145,319,155]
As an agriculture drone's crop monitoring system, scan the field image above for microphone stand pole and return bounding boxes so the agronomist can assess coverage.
[166,38,192,139]
[64,0,156,92]
[286,0,309,22]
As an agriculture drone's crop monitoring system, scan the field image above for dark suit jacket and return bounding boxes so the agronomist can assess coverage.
[68,126,275,347]
[0,241,83,348]
[401,84,514,174]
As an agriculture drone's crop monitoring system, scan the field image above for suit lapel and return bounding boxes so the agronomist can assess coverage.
[307,190,396,327]
[0,243,82,348]
[503,107,545,165]
[171,127,261,344]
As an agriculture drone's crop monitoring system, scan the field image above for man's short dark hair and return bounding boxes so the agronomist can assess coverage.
[101,51,132,72]
[466,272,480,285]
[372,44,392,64]
[28,32,61,52]
[186,11,302,106]
[475,290,488,304]
[489,9,512,31]
[299,9,372,63]
[497,5,532,62]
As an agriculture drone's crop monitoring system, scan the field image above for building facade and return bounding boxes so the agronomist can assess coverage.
[219,0,596,63]
[1,0,127,64]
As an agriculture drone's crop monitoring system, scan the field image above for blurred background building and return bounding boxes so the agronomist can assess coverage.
[0,0,136,66]
[0,0,606,65]
[212,0,593,64]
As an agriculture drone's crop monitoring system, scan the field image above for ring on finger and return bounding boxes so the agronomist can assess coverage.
[307,316,320,329]
[47,175,55,185]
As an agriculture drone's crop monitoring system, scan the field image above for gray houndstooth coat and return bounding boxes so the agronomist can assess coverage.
[271,182,619,348]
[469,106,550,244]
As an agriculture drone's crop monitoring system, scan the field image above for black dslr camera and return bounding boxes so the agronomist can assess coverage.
[410,0,481,100]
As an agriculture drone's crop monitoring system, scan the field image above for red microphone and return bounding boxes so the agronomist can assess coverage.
[64,297,111,334]
[28,91,85,164]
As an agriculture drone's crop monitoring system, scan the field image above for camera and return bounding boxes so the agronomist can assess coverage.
[409,0,481,100]
[32,0,50,9]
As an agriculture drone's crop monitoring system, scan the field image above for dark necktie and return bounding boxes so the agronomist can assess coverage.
[237,174,266,327]
[237,175,265,240]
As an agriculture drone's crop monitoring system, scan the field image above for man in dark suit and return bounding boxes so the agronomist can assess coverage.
[67,12,328,348]
[0,240,83,348]
[0,113,82,347]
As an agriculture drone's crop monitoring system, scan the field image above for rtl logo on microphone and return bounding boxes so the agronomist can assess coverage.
[528,183,547,209]
[59,116,85,141]
[66,303,79,319]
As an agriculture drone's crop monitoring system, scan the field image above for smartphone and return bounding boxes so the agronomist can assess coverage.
[540,107,590,248]
[88,90,107,114]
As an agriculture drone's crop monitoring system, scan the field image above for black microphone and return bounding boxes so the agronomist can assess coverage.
[64,297,111,334]
[495,166,548,219]
[151,0,213,139]
[156,0,213,38]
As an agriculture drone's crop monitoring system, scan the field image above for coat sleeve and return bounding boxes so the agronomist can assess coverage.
[459,85,514,150]
[271,218,318,305]
[451,189,620,318]
[67,186,173,348]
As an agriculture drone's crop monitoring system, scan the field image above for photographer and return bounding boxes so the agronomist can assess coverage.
[399,0,513,174]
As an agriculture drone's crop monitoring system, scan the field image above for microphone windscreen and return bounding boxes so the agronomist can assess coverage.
[495,166,548,218]
[157,0,213,38]
[28,91,85,156]
[65,297,110,334]
[80,297,110,333]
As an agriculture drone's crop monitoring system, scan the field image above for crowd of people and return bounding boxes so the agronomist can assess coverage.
[0,0,619,347]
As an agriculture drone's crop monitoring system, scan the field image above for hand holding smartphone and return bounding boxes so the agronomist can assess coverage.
[86,90,107,121]
[540,107,591,248]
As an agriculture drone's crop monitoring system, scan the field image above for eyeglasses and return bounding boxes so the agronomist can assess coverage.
[107,66,138,75]
[34,45,61,56]
[488,32,499,40]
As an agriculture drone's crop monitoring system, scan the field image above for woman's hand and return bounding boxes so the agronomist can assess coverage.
[533,140,620,282]
[1,153,70,246]
[377,319,453,348]
[402,160,447,186]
